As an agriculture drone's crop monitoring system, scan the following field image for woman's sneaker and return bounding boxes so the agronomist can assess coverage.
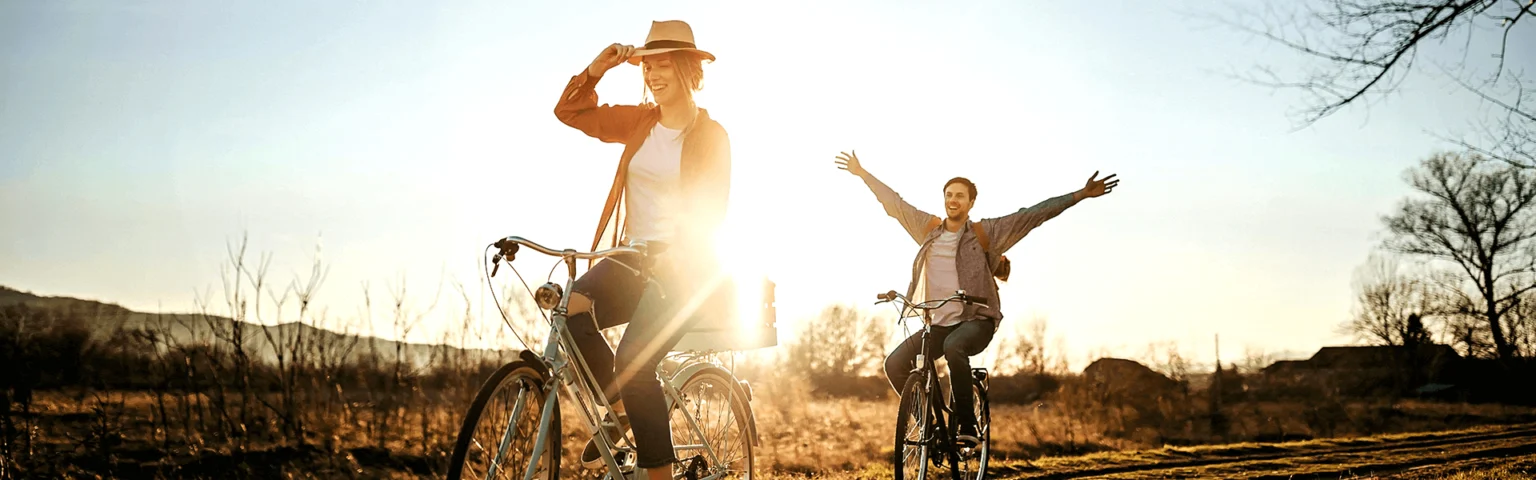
[580,413,632,468]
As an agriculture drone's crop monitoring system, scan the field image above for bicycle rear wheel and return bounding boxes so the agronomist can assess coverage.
[956,374,990,480]
[669,366,755,479]
[447,360,561,480]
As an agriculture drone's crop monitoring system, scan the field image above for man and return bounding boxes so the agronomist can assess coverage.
[834,150,1118,446]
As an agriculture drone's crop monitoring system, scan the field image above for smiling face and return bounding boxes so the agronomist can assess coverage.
[943,178,977,222]
[641,51,704,107]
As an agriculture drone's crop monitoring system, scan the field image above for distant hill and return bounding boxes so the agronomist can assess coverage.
[0,285,133,315]
[0,285,509,367]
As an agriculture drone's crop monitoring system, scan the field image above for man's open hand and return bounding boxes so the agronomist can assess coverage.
[1078,171,1119,200]
[835,150,867,177]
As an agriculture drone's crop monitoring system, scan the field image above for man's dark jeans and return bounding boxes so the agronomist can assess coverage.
[883,319,995,431]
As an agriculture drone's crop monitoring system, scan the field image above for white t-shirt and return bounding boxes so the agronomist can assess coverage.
[623,123,684,243]
[924,226,965,327]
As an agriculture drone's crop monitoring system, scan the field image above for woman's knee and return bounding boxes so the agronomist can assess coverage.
[612,345,662,388]
[567,291,593,315]
[613,336,665,371]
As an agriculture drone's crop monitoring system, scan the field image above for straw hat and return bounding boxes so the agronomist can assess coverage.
[626,20,716,65]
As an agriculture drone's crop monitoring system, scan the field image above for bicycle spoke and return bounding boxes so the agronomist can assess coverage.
[487,383,531,478]
[670,370,753,479]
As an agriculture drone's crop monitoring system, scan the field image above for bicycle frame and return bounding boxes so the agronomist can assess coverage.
[488,236,741,480]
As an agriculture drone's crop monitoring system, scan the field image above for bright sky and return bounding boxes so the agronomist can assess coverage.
[4,0,1533,370]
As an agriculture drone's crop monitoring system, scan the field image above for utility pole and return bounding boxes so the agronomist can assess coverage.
[1210,333,1228,438]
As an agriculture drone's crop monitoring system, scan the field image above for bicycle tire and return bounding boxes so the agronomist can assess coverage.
[962,376,991,480]
[894,373,932,480]
[939,374,961,480]
[446,360,561,480]
[669,367,756,479]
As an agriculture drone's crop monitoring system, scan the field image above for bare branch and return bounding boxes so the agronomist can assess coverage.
[1220,0,1530,126]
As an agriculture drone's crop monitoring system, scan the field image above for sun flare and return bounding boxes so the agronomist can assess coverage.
[714,217,773,330]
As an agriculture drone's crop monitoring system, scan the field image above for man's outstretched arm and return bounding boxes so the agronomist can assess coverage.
[982,171,1120,255]
[835,150,936,244]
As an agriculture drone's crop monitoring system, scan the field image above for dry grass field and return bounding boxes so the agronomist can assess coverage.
[8,384,1536,479]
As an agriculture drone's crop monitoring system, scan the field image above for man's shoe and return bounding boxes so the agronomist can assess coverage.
[580,413,631,468]
[954,424,981,449]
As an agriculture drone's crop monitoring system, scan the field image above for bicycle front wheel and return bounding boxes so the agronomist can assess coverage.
[669,367,755,479]
[894,373,933,480]
[446,360,561,480]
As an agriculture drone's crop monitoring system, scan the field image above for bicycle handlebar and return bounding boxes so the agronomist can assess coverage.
[493,236,656,261]
[489,236,661,277]
[874,289,987,318]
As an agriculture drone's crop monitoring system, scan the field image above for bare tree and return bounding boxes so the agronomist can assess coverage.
[1341,252,1441,345]
[1238,345,1275,374]
[1383,151,1536,359]
[1140,340,1193,384]
[996,315,1053,376]
[1498,290,1536,356]
[785,304,889,380]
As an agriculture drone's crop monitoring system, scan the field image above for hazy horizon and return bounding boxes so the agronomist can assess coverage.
[5,0,1534,371]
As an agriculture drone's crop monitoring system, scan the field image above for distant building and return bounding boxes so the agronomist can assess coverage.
[1260,344,1462,397]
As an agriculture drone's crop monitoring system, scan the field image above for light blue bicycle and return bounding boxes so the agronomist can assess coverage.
[445,235,776,480]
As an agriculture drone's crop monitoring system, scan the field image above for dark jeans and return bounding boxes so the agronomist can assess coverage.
[883,319,996,430]
[567,252,693,469]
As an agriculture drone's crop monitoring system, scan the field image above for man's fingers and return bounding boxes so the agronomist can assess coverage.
[1101,174,1118,182]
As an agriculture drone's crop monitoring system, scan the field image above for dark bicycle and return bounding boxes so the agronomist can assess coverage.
[875,289,992,480]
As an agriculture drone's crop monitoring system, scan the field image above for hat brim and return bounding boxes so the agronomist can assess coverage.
[627,48,715,65]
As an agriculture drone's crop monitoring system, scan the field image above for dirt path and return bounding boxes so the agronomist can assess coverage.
[993,423,1536,479]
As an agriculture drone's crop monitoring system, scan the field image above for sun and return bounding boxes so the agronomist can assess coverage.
[713,216,773,330]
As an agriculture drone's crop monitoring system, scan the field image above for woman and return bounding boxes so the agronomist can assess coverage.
[552,19,732,477]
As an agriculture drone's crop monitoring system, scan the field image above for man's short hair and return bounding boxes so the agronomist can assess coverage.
[944,177,977,200]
